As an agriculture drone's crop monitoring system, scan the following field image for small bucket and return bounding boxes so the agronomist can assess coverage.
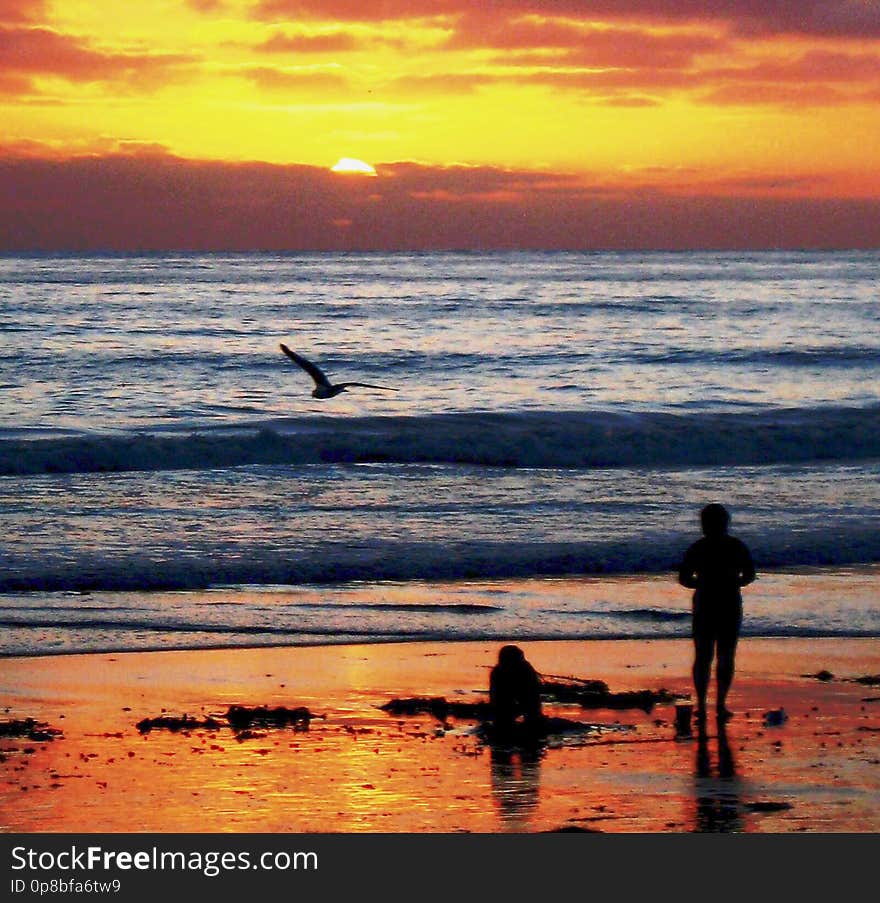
[674,702,693,734]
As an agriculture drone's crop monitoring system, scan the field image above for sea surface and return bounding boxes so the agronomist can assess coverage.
[1,251,879,656]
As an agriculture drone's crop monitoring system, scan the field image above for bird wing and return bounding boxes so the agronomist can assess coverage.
[280,344,332,387]
[338,382,399,392]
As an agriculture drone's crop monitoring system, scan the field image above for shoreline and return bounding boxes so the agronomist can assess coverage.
[3,637,879,833]
[3,628,880,661]
[3,565,879,660]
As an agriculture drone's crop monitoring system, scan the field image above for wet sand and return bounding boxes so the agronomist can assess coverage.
[1,638,879,833]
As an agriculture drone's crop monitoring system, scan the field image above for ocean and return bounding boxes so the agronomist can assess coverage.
[1,250,879,656]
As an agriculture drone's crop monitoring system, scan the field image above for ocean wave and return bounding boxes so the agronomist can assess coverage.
[3,525,879,593]
[637,347,880,368]
[540,607,691,622]
[1,616,876,660]
[0,617,428,640]
[2,405,879,477]
[288,601,502,613]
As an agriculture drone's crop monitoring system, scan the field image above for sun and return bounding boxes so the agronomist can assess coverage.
[330,157,377,176]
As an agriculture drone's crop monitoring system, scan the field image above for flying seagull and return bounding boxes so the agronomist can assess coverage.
[280,344,398,399]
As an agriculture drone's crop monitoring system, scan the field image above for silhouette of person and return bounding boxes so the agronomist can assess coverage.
[489,645,543,741]
[678,504,755,724]
[487,645,544,829]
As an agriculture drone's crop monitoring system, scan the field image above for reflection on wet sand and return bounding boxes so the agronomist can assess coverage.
[490,743,543,832]
[3,639,879,832]
[693,721,743,833]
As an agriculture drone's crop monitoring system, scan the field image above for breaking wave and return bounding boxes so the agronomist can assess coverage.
[3,525,880,593]
[3,404,879,477]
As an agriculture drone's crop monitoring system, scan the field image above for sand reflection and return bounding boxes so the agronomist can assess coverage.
[693,722,743,833]
[489,743,543,832]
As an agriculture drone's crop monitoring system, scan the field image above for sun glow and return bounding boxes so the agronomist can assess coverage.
[2,1,880,249]
[331,157,377,175]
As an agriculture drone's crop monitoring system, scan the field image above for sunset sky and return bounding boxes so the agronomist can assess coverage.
[2,0,880,249]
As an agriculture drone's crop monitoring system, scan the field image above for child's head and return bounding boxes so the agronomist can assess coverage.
[700,503,730,537]
[498,645,526,667]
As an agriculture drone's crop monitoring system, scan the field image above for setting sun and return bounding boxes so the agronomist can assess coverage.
[331,158,377,176]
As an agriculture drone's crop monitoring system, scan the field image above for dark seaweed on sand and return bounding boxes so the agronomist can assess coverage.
[225,705,317,731]
[381,674,681,723]
[136,714,222,733]
[0,718,63,742]
[802,670,835,681]
[379,697,490,720]
[538,675,681,712]
[136,705,320,734]
[805,673,880,687]
[378,698,605,740]
[744,801,793,813]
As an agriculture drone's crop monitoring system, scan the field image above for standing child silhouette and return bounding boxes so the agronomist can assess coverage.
[678,504,755,724]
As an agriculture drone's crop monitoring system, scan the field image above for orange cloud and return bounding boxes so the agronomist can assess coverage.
[185,0,226,11]
[598,95,661,107]
[378,161,584,197]
[251,0,456,22]
[249,1,880,40]
[568,1,880,39]
[392,72,496,95]
[0,69,29,92]
[448,16,725,69]
[239,64,349,91]
[711,49,880,83]
[256,29,362,53]
[693,49,880,105]
[253,26,415,54]
[0,24,195,87]
[2,149,878,252]
[0,0,45,24]
[391,65,701,98]
[701,83,852,107]
[390,39,880,107]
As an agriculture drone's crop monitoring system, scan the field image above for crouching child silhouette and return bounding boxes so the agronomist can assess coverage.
[489,645,544,743]
[679,504,755,725]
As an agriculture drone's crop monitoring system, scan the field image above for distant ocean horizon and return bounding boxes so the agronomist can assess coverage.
[2,250,879,655]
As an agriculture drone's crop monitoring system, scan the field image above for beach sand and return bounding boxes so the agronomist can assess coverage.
[2,638,879,833]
